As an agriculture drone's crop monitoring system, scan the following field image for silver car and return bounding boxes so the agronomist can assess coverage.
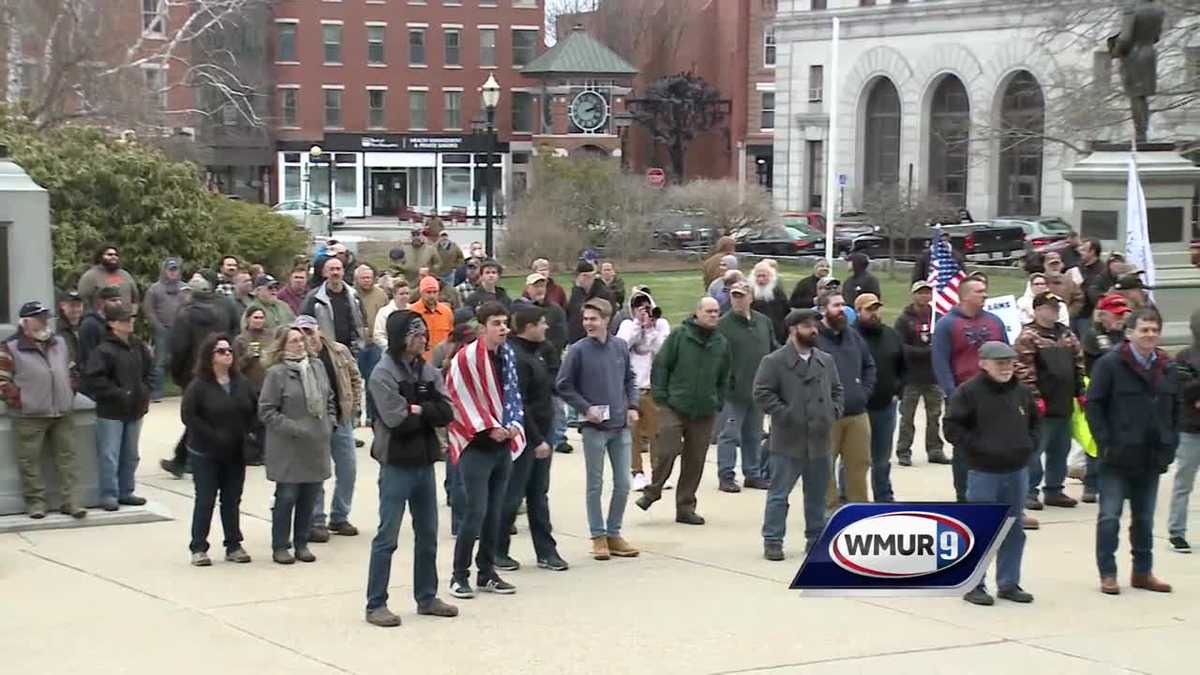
[271,200,346,226]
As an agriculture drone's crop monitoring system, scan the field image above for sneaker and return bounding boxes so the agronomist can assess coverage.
[449,577,475,599]
[764,541,784,561]
[1081,489,1097,503]
[225,548,252,563]
[606,536,640,557]
[118,495,147,506]
[190,552,212,567]
[1022,515,1040,530]
[632,472,649,491]
[355,438,365,448]
[417,598,459,617]
[494,554,521,571]
[479,575,516,594]
[294,547,316,563]
[28,509,45,520]
[537,554,570,571]
[272,549,295,565]
[998,586,1034,603]
[308,526,331,543]
[675,512,705,525]
[1024,497,1044,511]
[963,587,995,606]
[743,477,771,490]
[554,442,574,454]
[160,458,184,479]
[718,477,741,493]
[329,521,359,536]
[1169,536,1192,554]
[365,606,402,627]
[591,536,611,561]
[1043,493,1078,508]
[635,494,656,511]
[896,454,913,467]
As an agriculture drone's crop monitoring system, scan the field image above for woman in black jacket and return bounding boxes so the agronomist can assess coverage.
[182,334,259,566]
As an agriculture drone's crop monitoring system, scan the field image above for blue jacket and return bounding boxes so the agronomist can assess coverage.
[815,323,876,417]
[556,335,638,431]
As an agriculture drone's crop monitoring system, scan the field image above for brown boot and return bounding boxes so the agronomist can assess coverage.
[1131,573,1172,593]
[607,536,640,558]
[1099,576,1120,595]
[1021,515,1040,530]
[591,536,610,561]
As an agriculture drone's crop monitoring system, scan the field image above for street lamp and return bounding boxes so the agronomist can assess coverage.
[310,145,335,235]
[480,74,501,257]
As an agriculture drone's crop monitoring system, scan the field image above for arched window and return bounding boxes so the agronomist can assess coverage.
[863,78,901,189]
[929,75,970,208]
[998,71,1044,216]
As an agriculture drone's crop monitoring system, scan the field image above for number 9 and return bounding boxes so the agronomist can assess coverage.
[939,531,958,560]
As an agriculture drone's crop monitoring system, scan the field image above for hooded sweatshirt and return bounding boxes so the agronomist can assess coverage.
[169,290,240,388]
[614,287,671,389]
[144,259,187,333]
[702,237,737,289]
[1176,308,1200,434]
[844,253,881,307]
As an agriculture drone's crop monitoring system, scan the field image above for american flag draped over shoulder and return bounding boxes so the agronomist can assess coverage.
[445,338,525,464]
[929,234,967,315]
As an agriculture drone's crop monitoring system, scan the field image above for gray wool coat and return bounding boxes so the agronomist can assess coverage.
[258,362,336,483]
[752,344,844,460]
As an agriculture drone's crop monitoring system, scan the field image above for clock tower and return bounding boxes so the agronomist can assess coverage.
[521,26,638,161]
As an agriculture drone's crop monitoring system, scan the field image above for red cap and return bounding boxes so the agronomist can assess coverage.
[1096,293,1130,315]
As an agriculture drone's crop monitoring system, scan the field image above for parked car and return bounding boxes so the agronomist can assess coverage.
[994,216,1074,256]
[652,211,717,250]
[852,221,1027,264]
[734,224,825,257]
[272,200,346,226]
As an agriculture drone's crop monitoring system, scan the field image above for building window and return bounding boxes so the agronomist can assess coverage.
[513,29,538,67]
[277,23,297,62]
[812,0,827,9]
[480,28,497,67]
[368,25,386,65]
[863,77,901,189]
[928,75,970,208]
[809,65,823,102]
[409,90,427,129]
[512,91,534,132]
[280,88,298,127]
[763,26,776,67]
[142,0,165,36]
[409,28,426,65]
[444,29,462,66]
[760,92,775,130]
[322,24,342,64]
[368,89,386,128]
[143,65,167,110]
[807,140,824,209]
[444,90,463,129]
[998,71,1045,216]
[324,88,343,128]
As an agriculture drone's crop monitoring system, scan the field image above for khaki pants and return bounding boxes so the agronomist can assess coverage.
[644,406,714,516]
[12,416,78,511]
[826,413,871,509]
[631,390,658,475]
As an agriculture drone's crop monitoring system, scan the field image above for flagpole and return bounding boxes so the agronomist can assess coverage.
[823,16,840,269]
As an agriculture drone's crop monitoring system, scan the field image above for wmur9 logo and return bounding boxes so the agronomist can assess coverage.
[791,503,1012,596]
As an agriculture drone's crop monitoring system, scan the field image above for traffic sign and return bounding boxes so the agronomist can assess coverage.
[647,167,666,188]
[838,173,848,187]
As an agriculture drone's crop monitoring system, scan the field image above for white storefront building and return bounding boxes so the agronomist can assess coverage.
[771,0,1199,229]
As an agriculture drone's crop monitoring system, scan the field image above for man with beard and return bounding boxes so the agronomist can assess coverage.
[55,291,85,364]
[855,294,905,502]
[77,245,140,312]
[214,255,240,298]
[565,260,612,344]
[755,308,843,560]
[454,258,483,301]
[1073,238,1106,338]
[278,268,310,316]
[78,287,125,368]
[435,231,465,280]
[750,261,790,343]
[716,282,775,493]
[144,258,187,401]
[395,228,443,287]
[844,253,881,308]
[248,275,296,332]
[894,281,949,466]
[1042,252,1084,321]
[815,291,876,510]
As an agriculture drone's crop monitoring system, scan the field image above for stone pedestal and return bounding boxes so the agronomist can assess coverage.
[0,395,102,515]
[1062,144,1200,346]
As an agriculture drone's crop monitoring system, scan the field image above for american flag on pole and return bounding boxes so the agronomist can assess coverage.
[445,338,525,463]
[929,235,968,315]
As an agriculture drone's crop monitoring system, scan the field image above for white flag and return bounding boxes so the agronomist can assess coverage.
[1124,154,1155,294]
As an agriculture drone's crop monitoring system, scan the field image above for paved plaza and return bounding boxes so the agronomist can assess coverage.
[2,400,1197,675]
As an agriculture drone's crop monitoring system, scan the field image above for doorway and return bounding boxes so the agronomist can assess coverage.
[371,171,407,216]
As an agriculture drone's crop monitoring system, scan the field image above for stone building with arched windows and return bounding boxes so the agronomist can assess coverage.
[771,0,1200,224]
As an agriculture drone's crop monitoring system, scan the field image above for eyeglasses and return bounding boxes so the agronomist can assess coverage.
[214,347,233,355]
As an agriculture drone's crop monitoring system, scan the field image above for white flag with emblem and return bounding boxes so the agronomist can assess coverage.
[1124,154,1155,295]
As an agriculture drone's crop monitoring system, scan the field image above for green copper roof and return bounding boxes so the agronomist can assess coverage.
[522,29,638,76]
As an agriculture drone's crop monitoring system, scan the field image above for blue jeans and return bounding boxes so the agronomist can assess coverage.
[717,400,764,482]
[273,482,321,551]
[189,450,245,553]
[1084,454,1099,493]
[357,344,382,423]
[150,326,170,400]
[868,403,898,502]
[452,446,513,580]
[1028,416,1072,499]
[762,452,831,547]
[445,457,466,536]
[548,397,569,447]
[95,417,143,503]
[366,463,439,611]
[580,427,632,538]
[1167,432,1200,539]
[967,468,1027,592]
[314,421,357,527]
[1096,464,1159,577]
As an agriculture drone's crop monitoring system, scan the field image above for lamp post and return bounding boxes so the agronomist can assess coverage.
[613,111,633,171]
[309,145,335,236]
[480,74,501,258]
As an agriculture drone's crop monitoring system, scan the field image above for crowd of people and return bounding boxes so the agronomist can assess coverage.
[0,223,1196,623]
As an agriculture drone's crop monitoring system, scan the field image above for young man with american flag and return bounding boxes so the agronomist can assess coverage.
[444,301,525,598]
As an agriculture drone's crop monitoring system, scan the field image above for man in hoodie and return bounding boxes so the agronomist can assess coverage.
[77,245,140,312]
[843,253,882,308]
[248,275,296,331]
[55,291,85,364]
[1015,292,1086,511]
[143,258,186,401]
[638,297,731,525]
[894,281,949,466]
[565,260,612,345]
[715,282,775,493]
[751,261,790,343]
[1166,308,1200,554]
[790,259,831,310]
[706,256,740,300]
[855,294,905,502]
[78,286,125,369]
[301,256,364,355]
[815,291,876,509]
[615,288,671,491]
[702,236,737,289]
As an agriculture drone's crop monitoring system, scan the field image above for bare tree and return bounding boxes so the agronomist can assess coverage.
[861,182,955,277]
[664,179,774,234]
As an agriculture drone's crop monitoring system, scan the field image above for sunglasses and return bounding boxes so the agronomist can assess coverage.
[214,347,233,355]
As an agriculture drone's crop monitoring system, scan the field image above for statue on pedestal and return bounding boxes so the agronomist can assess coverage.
[1108,0,1167,145]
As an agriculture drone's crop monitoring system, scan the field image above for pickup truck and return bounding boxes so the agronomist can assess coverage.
[848,221,1027,264]
[652,211,718,250]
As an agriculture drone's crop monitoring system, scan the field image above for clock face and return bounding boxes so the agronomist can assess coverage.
[569,91,609,132]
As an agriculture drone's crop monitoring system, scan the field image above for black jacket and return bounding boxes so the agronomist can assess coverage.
[894,304,936,386]
[566,281,613,344]
[77,312,106,369]
[513,296,568,363]
[844,272,881,307]
[465,285,512,312]
[384,361,455,466]
[1076,259,1106,318]
[857,321,906,410]
[1086,344,1181,475]
[1177,346,1200,434]
[511,336,556,451]
[181,375,258,463]
[1082,325,1125,376]
[751,286,791,344]
[169,294,240,388]
[82,333,152,421]
[944,373,1040,473]
[789,274,822,309]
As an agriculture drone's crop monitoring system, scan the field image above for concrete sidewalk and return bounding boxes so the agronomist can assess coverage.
[2,400,1196,674]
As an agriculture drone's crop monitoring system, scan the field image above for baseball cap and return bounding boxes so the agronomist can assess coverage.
[59,290,83,303]
[979,341,1017,360]
[1096,293,1131,315]
[103,304,132,322]
[785,308,821,327]
[911,280,934,293]
[1113,274,1149,291]
[729,281,751,296]
[18,301,50,318]
[293,315,320,331]
[583,297,612,318]
[98,286,122,300]
[419,276,440,293]
[479,258,503,273]
[254,274,278,289]
[854,293,883,312]
[525,272,548,286]
[164,257,180,270]
[1032,291,1062,308]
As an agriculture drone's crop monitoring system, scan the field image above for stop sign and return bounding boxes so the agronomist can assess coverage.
[646,168,666,187]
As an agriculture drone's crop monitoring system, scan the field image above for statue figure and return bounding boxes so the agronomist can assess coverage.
[1108,0,1167,145]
